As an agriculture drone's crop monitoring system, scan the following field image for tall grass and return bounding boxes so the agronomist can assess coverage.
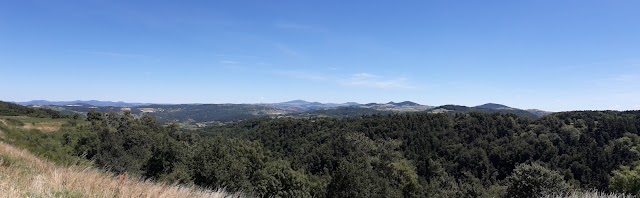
[0,141,237,198]
[0,116,68,132]
[543,190,635,198]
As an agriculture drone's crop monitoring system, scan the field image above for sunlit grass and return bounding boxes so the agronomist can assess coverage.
[0,116,78,133]
[0,141,236,198]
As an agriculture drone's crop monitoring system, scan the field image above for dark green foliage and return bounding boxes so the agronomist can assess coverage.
[75,111,313,196]
[610,164,640,195]
[230,110,640,197]
[254,160,313,198]
[0,101,65,118]
[189,137,265,191]
[505,163,569,198]
[436,104,540,119]
[5,100,640,197]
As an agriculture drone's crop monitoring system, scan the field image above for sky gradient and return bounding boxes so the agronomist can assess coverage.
[1,0,639,111]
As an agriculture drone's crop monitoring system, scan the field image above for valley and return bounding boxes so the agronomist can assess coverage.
[18,100,552,128]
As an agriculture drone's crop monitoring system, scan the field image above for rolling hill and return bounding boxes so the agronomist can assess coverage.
[3,101,638,197]
[428,104,541,119]
[15,100,553,127]
[18,100,151,107]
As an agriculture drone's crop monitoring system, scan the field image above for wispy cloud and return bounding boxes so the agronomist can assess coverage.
[277,70,416,90]
[587,73,640,110]
[275,22,326,32]
[220,60,240,64]
[608,104,623,110]
[278,71,327,81]
[213,54,259,59]
[275,44,299,57]
[340,73,415,89]
[593,74,640,89]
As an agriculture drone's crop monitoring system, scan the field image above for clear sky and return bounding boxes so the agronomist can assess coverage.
[1,0,639,111]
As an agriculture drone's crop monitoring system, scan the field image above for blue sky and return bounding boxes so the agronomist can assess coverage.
[1,0,639,111]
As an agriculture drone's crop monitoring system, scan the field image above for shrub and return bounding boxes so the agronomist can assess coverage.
[610,164,640,194]
[505,163,569,198]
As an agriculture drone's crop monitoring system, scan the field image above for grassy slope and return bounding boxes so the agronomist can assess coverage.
[0,116,235,198]
[0,116,86,164]
[0,141,231,198]
[0,116,69,132]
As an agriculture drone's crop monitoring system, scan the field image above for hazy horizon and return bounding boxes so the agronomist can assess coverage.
[7,98,639,112]
[1,1,639,112]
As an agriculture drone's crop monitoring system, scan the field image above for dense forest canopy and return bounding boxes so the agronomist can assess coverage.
[2,101,640,197]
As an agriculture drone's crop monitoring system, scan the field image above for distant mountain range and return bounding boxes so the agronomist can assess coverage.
[18,100,152,107]
[16,99,553,128]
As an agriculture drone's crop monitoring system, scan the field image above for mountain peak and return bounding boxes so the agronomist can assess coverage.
[475,103,512,110]
[387,101,420,106]
[279,100,316,105]
[286,99,308,103]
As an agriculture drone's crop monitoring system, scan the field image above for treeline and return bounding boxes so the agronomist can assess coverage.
[6,104,640,197]
[0,101,65,118]
[436,104,541,119]
[230,111,640,197]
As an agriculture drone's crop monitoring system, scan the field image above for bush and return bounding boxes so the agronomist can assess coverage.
[505,163,569,198]
[610,164,640,194]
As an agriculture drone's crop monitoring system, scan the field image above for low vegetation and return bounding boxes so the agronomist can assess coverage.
[0,104,235,198]
[0,141,231,198]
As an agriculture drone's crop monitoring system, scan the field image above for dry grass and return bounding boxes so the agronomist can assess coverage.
[0,117,63,133]
[543,190,635,198]
[0,141,236,198]
[0,119,7,137]
[0,123,4,138]
[19,122,63,133]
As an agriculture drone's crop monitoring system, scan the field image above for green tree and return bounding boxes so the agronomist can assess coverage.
[610,164,640,194]
[505,163,568,198]
[86,111,103,122]
[254,160,312,198]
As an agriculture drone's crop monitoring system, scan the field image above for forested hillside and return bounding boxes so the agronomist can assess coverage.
[3,101,640,197]
[0,101,65,118]
[0,104,232,197]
